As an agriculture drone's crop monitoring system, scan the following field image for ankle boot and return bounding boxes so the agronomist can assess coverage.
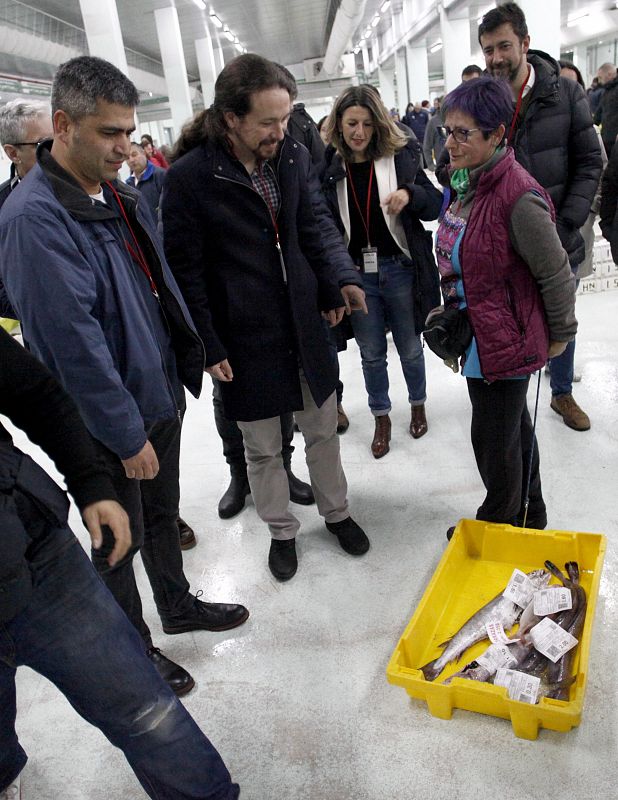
[371,414,391,458]
[218,469,250,519]
[410,404,428,439]
[283,458,315,505]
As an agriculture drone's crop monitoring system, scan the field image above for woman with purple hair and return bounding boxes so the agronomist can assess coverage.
[435,76,576,537]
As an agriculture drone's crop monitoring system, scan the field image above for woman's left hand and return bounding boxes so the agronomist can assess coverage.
[382,189,410,215]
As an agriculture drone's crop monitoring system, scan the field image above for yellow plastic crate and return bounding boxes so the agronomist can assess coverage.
[386,519,606,740]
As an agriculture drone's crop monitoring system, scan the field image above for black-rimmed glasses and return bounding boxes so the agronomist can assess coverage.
[441,126,481,143]
[10,138,51,147]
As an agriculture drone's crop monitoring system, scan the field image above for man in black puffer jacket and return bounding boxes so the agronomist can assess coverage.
[478,2,602,433]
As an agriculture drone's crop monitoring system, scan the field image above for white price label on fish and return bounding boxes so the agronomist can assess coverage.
[530,617,578,663]
[494,668,541,704]
[476,644,518,674]
[533,587,572,616]
[502,569,536,608]
[485,619,520,645]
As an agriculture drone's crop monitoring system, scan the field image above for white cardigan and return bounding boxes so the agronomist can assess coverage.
[335,155,411,260]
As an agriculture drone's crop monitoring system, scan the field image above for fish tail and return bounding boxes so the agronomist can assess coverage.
[565,561,580,586]
[544,560,571,587]
[546,676,576,701]
[420,659,441,682]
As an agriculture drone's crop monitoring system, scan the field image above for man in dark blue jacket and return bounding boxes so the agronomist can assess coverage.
[0,328,239,800]
[0,56,249,695]
[126,140,166,224]
[162,54,370,582]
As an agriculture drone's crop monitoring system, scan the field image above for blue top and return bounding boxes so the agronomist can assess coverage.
[449,220,524,381]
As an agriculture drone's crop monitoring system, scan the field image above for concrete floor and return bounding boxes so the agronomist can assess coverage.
[7,289,617,800]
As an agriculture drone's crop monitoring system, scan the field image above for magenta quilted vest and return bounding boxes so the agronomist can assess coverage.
[461,148,554,381]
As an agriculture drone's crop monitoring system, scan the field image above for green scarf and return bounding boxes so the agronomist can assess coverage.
[450,167,470,202]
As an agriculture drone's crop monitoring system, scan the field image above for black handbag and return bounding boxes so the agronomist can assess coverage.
[423,306,472,360]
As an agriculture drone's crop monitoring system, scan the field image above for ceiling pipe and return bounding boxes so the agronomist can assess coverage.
[322,0,368,76]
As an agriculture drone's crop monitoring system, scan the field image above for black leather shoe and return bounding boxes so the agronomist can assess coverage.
[268,538,298,581]
[147,646,195,696]
[162,595,249,635]
[286,468,315,505]
[325,517,370,555]
[177,517,197,550]
[218,472,250,519]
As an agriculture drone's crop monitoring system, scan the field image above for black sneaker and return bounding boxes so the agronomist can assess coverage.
[325,517,370,555]
[446,526,456,541]
[268,538,298,581]
[162,593,249,635]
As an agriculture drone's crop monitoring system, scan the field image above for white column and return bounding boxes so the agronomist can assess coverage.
[154,6,193,138]
[362,45,370,77]
[78,0,128,73]
[378,66,396,110]
[516,0,561,60]
[195,32,218,108]
[439,6,472,92]
[406,44,430,103]
[572,44,589,83]
[395,49,409,112]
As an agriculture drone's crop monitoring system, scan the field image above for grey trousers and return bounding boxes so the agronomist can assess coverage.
[237,373,349,540]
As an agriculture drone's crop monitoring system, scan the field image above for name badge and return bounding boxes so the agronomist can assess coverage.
[362,246,378,273]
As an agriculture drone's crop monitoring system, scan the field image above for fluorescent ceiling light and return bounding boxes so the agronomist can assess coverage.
[235,42,244,53]
[380,1,391,11]
[223,26,235,42]
[567,10,589,27]
[210,13,223,28]
[191,0,206,9]
[429,39,442,53]
[371,14,380,28]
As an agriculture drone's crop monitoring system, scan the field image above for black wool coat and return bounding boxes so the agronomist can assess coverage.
[161,135,345,422]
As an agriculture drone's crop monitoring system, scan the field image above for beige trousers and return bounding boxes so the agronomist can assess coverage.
[237,373,349,540]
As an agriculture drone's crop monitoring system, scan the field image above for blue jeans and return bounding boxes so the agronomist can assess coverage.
[549,277,578,396]
[0,516,239,798]
[549,337,576,396]
[350,255,426,415]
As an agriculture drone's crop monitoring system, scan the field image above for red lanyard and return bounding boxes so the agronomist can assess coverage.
[105,181,158,296]
[507,66,531,144]
[346,161,375,247]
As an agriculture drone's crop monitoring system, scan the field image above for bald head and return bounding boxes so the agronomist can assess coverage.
[597,63,617,85]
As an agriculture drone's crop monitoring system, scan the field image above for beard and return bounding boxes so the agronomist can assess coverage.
[489,53,524,84]
[254,137,280,161]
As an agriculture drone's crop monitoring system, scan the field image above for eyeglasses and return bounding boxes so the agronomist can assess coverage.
[442,126,480,143]
[11,138,51,147]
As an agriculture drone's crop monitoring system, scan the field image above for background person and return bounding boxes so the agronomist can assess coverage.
[320,85,442,458]
[435,76,576,537]
[0,100,54,327]
[140,132,169,168]
[126,140,166,224]
[423,96,446,171]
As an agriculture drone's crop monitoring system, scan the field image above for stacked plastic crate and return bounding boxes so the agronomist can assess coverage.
[581,236,618,294]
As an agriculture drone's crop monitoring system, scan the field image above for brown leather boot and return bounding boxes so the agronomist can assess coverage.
[371,414,391,458]
[410,404,428,439]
